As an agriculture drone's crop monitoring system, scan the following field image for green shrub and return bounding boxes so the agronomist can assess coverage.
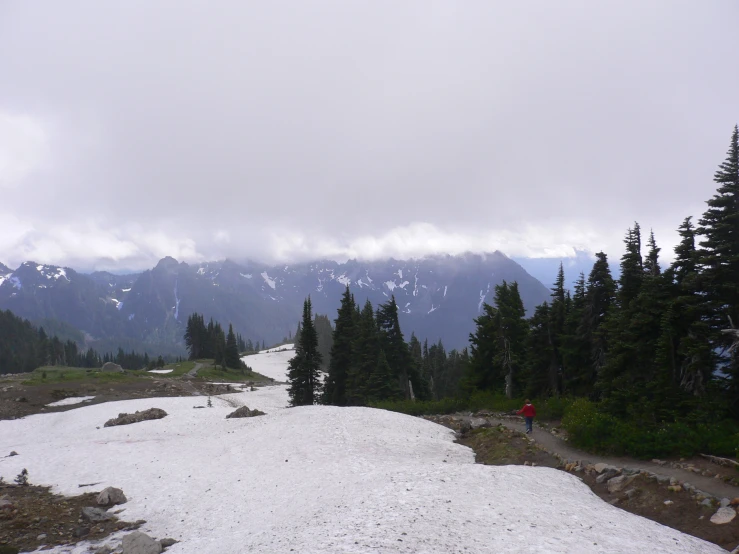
[370,397,467,417]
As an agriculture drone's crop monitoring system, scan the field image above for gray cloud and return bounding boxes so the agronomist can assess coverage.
[0,1,737,271]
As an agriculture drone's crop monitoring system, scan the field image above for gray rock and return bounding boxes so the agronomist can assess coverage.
[701,498,714,507]
[122,531,163,554]
[593,463,614,474]
[0,495,14,509]
[469,417,490,429]
[94,547,113,554]
[36,534,46,540]
[623,488,639,499]
[720,497,731,508]
[710,506,737,524]
[596,469,620,484]
[73,526,91,537]
[159,538,178,548]
[105,408,168,427]
[97,487,128,506]
[655,475,670,484]
[8,451,17,457]
[82,506,116,523]
[607,474,637,493]
[225,406,266,419]
[102,362,124,373]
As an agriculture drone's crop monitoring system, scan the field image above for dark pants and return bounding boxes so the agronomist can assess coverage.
[524,416,534,433]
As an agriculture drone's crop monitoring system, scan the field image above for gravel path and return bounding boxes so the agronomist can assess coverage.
[186,362,203,378]
[475,415,739,501]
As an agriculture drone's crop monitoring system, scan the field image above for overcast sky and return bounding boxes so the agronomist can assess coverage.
[1,1,737,272]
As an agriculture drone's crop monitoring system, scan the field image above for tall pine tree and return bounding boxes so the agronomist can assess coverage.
[287,297,323,406]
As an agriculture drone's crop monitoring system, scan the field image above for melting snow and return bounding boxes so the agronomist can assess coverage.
[397,269,403,279]
[121,288,131,292]
[45,396,95,407]
[9,276,21,290]
[243,346,295,381]
[148,369,174,374]
[173,279,180,320]
[428,305,438,314]
[240,273,252,279]
[397,281,409,289]
[444,285,448,297]
[0,388,722,554]
[384,281,397,291]
[197,267,206,275]
[261,272,276,290]
[128,313,135,321]
[478,283,491,312]
[413,272,419,297]
[336,274,351,286]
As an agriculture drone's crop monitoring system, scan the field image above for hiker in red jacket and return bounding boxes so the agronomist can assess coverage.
[517,399,536,434]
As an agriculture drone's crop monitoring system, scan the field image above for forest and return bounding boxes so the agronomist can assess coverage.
[292,126,739,458]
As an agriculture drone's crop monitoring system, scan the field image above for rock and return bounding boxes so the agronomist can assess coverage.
[701,498,714,507]
[81,506,116,523]
[94,547,113,554]
[101,362,124,373]
[667,485,682,493]
[0,496,14,509]
[669,477,678,486]
[656,475,670,484]
[122,531,163,554]
[0,547,19,554]
[720,497,731,508]
[8,451,17,457]
[593,463,614,474]
[710,506,737,524]
[104,408,168,427]
[73,526,91,537]
[97,487,127,506]
[36,534,46,540]
[596,468,620,484]
[159,538,178,548]
[730,497,739,507]
[651,458,666,466]
[623,488,638,499]
[607,474,636,494]
[225,406,266,419]
[664,500,673,505]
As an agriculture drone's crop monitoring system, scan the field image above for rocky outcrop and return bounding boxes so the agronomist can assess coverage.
[104,408,168,427]
[101,362,124,373]
[97,486,127,506]
[226,406,266,419]
[81,506,116,523]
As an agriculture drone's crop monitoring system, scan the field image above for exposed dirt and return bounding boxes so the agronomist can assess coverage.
[0,483,142,553]
[428,416,739,552]
[0,374,258,421]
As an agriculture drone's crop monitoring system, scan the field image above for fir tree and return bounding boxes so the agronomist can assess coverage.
[346,299,379,405]
[225,324,241,369]
[322,286,355,406]
[287,297,323,406]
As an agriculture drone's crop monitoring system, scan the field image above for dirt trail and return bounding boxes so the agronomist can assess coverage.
[186,362,203,377]
[474,415,739,501]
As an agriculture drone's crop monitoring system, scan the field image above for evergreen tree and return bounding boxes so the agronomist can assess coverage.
[366,350,398,402]
[287,297,323,406]
[698,125,739,409]
[225,324,241,369]
[346,299,379,405]
[322,286,355,406]
[524,302,556,397]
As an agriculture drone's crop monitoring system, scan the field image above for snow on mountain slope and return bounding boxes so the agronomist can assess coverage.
[0,390,723,553]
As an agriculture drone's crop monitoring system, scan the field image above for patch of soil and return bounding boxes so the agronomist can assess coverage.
[0,376,255,421]
[458,426,559,468]
[580,471,739,551]
[445,422,739,551]
[0,483,142,553]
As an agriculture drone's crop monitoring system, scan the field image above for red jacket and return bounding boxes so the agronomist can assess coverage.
[517,403,536,417]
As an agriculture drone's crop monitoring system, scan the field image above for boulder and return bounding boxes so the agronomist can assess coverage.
[607,474,636,493]
[122,531,163,554]
[159,538,178,548]
[593,463,615,474]
[81,506,116,523]
[105,408,168,427]
[596,468,620,484]
[710,506,737,525]
[0,495,14,509]
[225,406,266,419]
[97,486,127,506]
[101,362,124,373]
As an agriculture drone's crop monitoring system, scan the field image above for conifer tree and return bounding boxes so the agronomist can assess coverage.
[225,324,241,369]
[366,350,398,402]
[323,286,355,406]
[287,297,323,406]
[346,299,379,405]
[698,125,739,407]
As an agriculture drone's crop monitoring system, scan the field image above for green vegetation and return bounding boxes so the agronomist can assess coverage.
[287,298,323,405]
[21,366,140,386]
[196,363,272,383]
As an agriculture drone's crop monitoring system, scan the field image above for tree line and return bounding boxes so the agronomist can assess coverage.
[0,309,172,373]
[183,313,246,369]
[287,291,470,407]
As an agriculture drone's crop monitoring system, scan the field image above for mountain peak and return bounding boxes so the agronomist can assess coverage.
[154,256,181,271]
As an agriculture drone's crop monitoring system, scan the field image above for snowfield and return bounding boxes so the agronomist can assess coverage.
[242,345,295,381]
[148,369,174,374]
[0,384,724,554]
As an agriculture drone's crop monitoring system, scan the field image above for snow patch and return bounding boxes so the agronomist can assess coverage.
[9,276,21,290]
[478,282,491,312]
[428,305,438,314]
[128,313,135,321]
[444,285,448,297]
[148,369,174,374]
[336,274,351,286]
[397,269,403,279]
[384,280,397,291]
[261,271,276,289]
[46,396,95,407]
[240,273,252,279]
[121,288,131,293]
[197,267,206,275]
[397,281,410,289]
[0,393,722,554]
[173,279,180,320]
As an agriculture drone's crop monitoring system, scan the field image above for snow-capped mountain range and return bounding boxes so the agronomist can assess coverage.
[0,252,550,353]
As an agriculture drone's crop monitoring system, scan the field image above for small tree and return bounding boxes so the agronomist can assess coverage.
[15,468,28,486]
